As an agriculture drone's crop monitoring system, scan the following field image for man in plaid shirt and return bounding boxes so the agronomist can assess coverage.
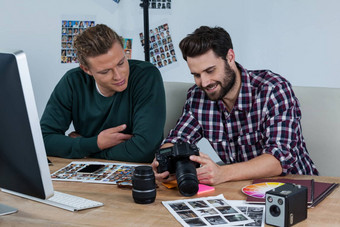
[152,26,318,185]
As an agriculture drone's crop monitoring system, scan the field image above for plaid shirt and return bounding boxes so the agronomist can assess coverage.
[164,63,318,175]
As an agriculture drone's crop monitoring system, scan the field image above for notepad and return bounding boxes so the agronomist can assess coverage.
[197,184,215,195]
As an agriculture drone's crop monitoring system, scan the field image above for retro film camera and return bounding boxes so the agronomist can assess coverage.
[156,141,200,197]
[265,183,308,227]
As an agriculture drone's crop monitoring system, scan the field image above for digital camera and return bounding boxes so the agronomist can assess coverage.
[156,141,200,196]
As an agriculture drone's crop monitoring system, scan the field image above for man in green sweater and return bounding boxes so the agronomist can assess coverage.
[40,24,166,163]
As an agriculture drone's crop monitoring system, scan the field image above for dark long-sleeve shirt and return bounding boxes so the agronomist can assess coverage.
[41,60,165,163]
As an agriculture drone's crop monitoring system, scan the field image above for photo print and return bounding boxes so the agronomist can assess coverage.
[149,0,171,9]
[227,201,265,227]
[123,38,133,59]
[61,20,95,64]
[51,161,140,185]
[162,194,254,227]
[139,23,177,69]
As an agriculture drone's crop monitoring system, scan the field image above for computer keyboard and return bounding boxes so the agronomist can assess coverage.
[46,191,104,211]
[1,189,103,212]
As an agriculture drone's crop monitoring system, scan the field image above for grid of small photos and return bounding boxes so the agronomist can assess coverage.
[228,200,265,227]
[140,23,177,69]
[61,20,95,64]
[51,161,139,184]
[149,0,172,9]
[163,194,255,226]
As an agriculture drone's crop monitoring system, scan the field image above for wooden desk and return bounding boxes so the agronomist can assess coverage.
[0,157,339,227]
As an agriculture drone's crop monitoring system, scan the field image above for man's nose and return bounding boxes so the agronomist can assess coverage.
[200,74,212,88]
[112,68,122,81]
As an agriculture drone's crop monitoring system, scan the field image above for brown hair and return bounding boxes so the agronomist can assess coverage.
[179,26,233,61]
[73,24,123,67]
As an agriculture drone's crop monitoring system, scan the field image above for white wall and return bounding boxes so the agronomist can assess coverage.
[1,0,340,117]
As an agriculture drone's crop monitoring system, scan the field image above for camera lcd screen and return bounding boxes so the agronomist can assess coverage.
[78,164,105,173]
[159,148,172,154]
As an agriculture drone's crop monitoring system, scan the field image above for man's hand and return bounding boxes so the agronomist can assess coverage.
[151,142,176,183]
[190,152,225,185]
[97,124,133,150]
[68,131,81,138]
[151,158,176,183]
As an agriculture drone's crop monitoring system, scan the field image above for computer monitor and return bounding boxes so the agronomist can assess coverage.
[0,50,54,215]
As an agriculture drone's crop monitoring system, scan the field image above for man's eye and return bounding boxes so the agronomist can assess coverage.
[99,70,109,74]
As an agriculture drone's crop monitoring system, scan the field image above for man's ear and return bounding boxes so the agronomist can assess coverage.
[225,49,235,64]
[80,64,92,76]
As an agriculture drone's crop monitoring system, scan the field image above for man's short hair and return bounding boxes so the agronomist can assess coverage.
[73,24,123,67]
[179,26,233,61]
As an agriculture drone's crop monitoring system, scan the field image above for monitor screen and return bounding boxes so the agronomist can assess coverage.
[0,50,54,214]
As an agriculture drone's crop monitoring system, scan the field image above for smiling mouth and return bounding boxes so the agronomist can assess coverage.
[204,83,218,92]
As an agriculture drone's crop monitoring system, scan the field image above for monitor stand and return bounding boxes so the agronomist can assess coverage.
[0,203,18,216]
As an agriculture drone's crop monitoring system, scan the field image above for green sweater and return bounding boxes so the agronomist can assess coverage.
[40,60,166,163]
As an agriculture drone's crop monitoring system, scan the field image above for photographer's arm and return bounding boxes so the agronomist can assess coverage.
[190,152,282,185]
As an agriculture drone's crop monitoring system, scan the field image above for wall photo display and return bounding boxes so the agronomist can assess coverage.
[140,23,177,69]
[123,38,133,59]
[61,20,95,64]
[149,0,171,9]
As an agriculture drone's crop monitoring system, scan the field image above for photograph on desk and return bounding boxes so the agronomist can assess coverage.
[51,161,140,185]
[162,194,261,227]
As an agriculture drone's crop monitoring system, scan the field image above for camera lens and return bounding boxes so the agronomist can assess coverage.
[175,158,199,197]
[267,196,273,203]
[132,166,156,204]
[269,205,281,217]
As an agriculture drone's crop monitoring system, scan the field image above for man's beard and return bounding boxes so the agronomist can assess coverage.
[202,61,236,101]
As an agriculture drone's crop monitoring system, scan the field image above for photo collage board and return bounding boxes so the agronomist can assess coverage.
[148,0,172,9]
[61,20,95,64]
[139,23,177,69]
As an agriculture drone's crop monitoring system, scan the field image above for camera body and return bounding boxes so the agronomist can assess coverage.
[156,141,200,196]
[265,183,307,227]
[156,141,200,174]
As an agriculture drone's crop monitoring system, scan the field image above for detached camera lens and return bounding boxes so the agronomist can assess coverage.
[270,205,281,217]
[132,166,156,204]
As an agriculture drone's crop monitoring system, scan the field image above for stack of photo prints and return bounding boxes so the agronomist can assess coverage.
[163,194,265,227]
[61,20,95,64]
[140,23,177,69]
[51,161,139,184]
